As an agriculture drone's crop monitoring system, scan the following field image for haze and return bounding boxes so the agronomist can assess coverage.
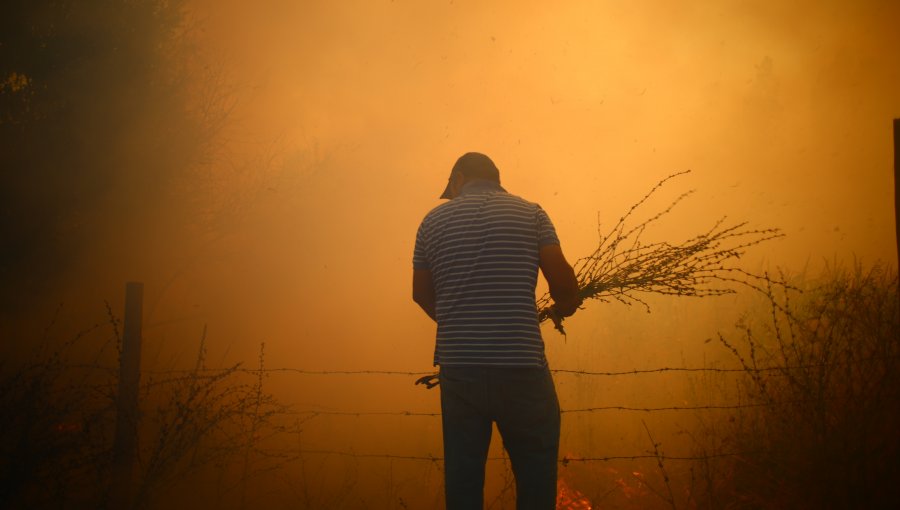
[172,0,899,379]
[2,0,898,507]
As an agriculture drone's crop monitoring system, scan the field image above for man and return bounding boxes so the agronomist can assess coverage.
[412,152,581,509]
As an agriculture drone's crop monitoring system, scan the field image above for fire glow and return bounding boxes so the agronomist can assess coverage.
[557,478,592,510]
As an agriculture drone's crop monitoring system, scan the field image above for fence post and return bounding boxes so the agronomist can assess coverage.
[894,119,899,272]
[110,282,144,508]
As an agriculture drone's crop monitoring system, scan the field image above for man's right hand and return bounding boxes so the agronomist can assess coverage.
[539,244,581,317]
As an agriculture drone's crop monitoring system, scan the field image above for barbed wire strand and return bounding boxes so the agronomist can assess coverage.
[280,403,766,418]
[137,356,895,377]
[271,449,749,464]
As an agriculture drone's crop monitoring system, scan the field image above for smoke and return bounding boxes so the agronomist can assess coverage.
[2,0,899,506]
[166,0,900,363]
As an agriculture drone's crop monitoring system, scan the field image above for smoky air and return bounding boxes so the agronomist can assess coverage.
[1,0,898,508]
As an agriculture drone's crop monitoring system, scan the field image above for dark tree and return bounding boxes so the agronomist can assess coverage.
[0,0,209,315]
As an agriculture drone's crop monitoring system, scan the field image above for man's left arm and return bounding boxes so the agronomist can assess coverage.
[412,268,437,322]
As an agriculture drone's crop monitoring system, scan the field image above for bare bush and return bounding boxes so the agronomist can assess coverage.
[0,317,118,508]
[706,263,900,508]
[0,316,288,509]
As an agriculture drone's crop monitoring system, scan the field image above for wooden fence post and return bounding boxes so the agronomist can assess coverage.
[110,282,144,508]
[894,119,899,272]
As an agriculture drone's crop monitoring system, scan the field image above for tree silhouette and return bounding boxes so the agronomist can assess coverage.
[0,0,214,314]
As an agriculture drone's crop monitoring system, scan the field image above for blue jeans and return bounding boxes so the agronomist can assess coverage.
[439,365,560,510]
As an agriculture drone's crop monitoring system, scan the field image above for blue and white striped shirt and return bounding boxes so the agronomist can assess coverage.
[413,180,560,367]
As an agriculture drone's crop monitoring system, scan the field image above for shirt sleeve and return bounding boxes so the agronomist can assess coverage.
[536,205,560,246]
[413,221,430,270]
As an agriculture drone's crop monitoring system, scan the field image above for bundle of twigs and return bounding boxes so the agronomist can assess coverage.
[537,170,783,333]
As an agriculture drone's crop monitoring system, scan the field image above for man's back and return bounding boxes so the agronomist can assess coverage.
[413,179,559,367]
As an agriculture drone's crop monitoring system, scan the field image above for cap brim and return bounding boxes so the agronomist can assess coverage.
[439,180,452,200]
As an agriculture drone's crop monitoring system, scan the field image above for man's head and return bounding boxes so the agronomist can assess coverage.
[440,152,502,200]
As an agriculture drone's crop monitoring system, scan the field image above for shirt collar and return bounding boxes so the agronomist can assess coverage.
[458,179,507,197]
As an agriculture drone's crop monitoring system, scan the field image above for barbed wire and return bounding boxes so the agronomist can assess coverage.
[555,366,765,375]
[563,403,763,413]
[281,402,766,419]
[559,451,749,464]
[264,393,896,420]
[267,449,748,464]
[144,367,434,376]
[60,358,897,398]
[284,410,441,417]
[62,352,898,380]
[138,358,888,377]
[20,357,896,474]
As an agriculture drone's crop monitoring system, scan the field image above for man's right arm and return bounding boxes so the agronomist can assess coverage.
[539,244,581,317]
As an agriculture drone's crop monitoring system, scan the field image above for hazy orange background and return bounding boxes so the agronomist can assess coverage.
[16,0,899,505]
[152,0,900,361]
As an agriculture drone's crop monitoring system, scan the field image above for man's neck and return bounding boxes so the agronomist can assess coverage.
[459,179,505,196]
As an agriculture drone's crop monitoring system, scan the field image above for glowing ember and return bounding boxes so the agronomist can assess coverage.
[557,478,592,509]
[614,470,647,499]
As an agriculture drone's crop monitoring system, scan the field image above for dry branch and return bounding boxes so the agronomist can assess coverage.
[538,170,783,333]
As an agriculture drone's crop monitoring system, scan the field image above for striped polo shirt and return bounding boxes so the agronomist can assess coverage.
[413,180,560,367]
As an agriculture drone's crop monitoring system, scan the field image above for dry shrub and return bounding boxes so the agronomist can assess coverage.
[710,263,900,509]
[0,321,116,508]
[0,318,286,509]
[134,340,287,509]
